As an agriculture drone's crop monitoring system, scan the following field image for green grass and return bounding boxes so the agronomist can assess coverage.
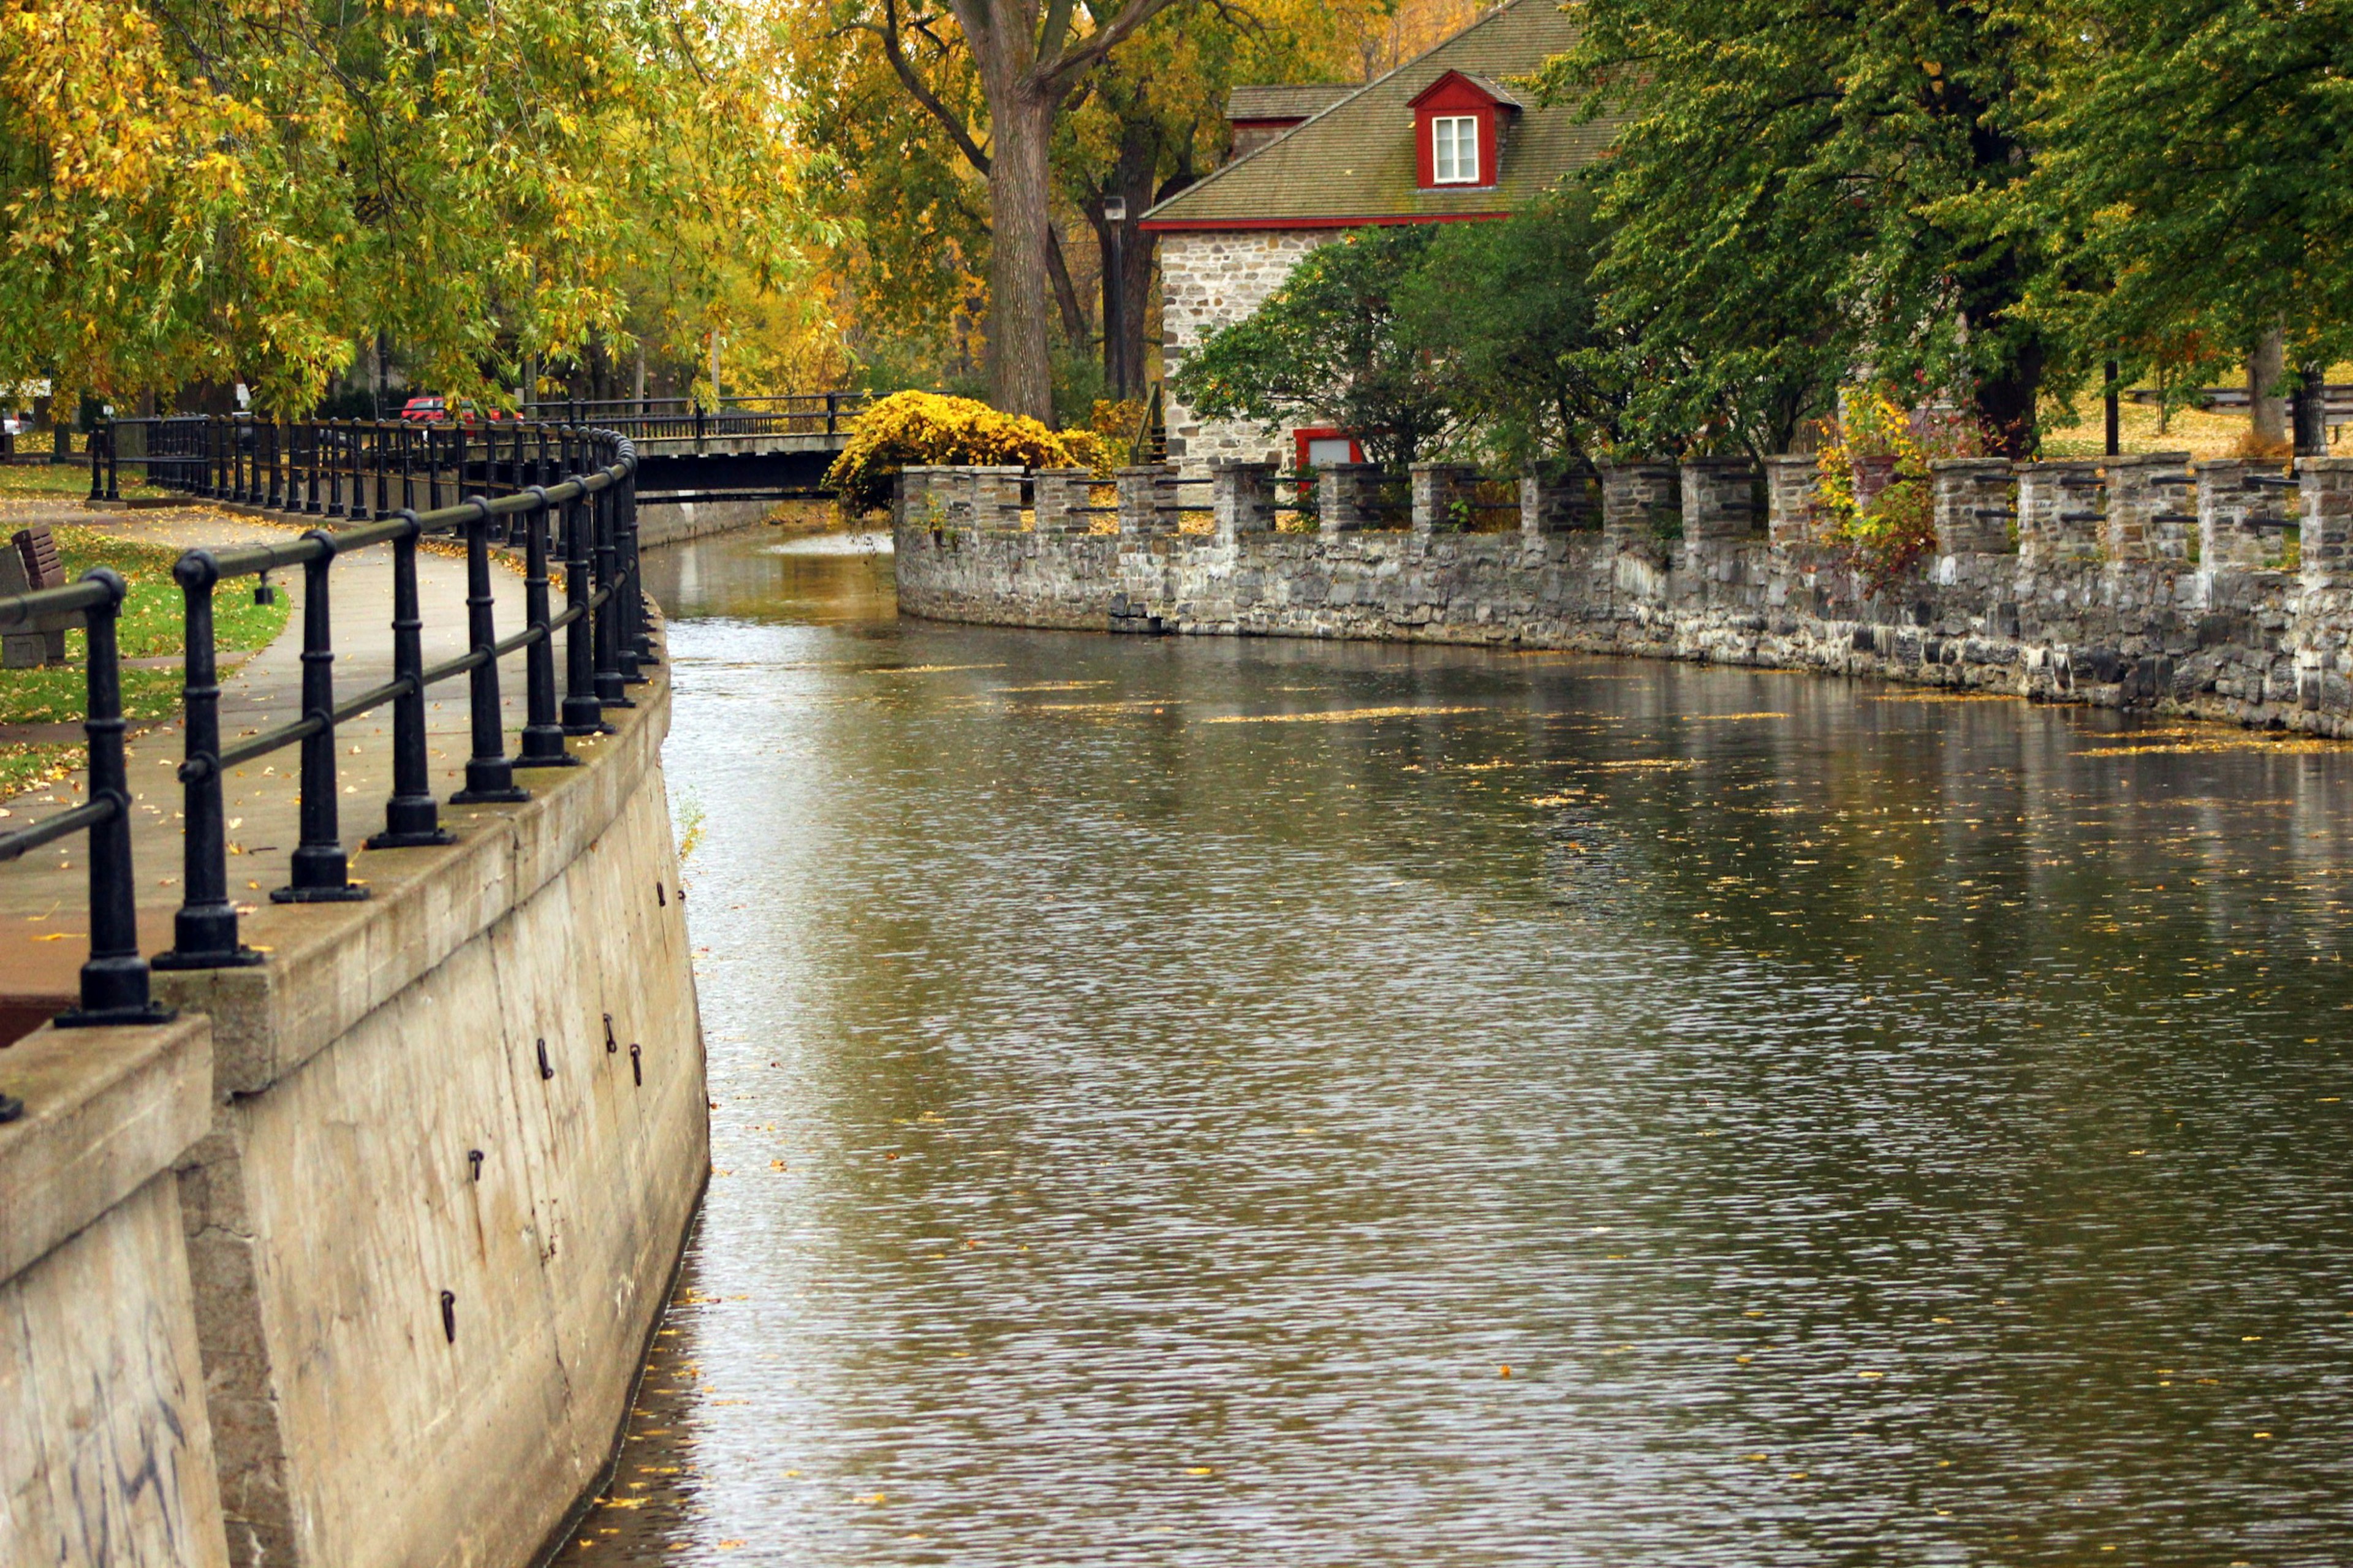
[0,462,168,501]
[0,526,290,794]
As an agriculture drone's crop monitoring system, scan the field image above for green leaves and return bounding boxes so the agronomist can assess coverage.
[2013,0,2353,395]
[1534,0,2055,454]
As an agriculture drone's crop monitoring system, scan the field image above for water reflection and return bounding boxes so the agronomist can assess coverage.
[573,529,2353,1566]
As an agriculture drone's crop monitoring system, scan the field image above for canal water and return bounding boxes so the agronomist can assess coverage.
[572,528,2353,1566]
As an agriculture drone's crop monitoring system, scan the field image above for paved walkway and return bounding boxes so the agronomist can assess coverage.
[0,498,566,1014]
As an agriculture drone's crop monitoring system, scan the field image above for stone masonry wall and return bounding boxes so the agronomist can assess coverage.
[895,457,2353,737]
[1158,230,1335,474]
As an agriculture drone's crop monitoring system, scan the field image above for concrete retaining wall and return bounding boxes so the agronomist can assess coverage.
[4,639,705,1568]
[893,456,2353,736]
[637,496,779,548]
[2,1017,227,1567]
[154,661,705,1568]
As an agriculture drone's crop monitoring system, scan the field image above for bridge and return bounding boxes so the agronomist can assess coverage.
[525,392,870,506]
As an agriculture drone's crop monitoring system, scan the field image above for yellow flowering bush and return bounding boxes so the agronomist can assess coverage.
[826,392,1108,513]
[1816,387,1979,592]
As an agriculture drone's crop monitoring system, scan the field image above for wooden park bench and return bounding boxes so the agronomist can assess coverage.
[0,525,74,668]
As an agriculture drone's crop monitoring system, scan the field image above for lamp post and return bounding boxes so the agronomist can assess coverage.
[1102,195,1127,399]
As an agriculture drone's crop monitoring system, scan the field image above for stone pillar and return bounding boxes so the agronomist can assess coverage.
[2015,460,2104,567]
[1931,458,2015,555]
[1678,457,1760,544]
[2196,460,2290,574]
[1600,461,1680,552]
[1764,455,1820,548]
[1116,464,1177,539]
[1851,453,1900,519]
[894,465,945,530]
[1211,459,1275,539]
[1409,461,1477,536]
[2104,452,2194,561]
[1520,470,1595,537]
[1317,461,1381,535]
[1031,468,1093,534]
[970,465,1026,532]
[2298,457,2353,588]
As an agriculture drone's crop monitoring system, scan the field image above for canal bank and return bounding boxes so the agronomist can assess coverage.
[889,456,2353,738]
[571,526,2353,1565]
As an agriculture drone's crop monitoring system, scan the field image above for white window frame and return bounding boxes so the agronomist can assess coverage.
[1431,115,1480,185]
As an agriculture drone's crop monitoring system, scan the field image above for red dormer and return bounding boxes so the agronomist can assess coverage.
[1409,70,1521,190]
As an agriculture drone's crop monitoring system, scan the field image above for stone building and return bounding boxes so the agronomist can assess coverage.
[1141,0,1614,472]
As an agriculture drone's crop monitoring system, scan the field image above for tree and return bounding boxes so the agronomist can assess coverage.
[926,0,1190,421]
[1532,0,2059,455]
[1390,190,1637,471]
[1172,225,1453,469]
[798,0,1377,414]
[0,0,824,412]
[2016,0,2353,431]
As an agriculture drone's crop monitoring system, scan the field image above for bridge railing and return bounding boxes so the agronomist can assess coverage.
[0,417,654,1045]
[528,392,871,445]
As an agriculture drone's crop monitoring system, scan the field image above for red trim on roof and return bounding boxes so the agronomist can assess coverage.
[1408,69,1522,112]
[1140,211,1509,233]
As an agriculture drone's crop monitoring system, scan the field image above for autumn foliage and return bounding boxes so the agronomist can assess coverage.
[824,392,1112,512]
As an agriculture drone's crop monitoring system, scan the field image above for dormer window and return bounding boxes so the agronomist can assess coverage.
[1410,69,1521,191]
[1432,116,1479,184]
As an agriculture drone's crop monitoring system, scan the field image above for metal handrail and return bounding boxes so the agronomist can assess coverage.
[0,415,656,1040]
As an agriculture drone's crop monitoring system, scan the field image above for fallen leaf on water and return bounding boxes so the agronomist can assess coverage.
[1203,705,1483,725]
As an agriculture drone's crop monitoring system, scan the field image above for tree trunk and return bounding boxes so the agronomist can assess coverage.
[1045,225,1091,352]
[985,88,1057,423]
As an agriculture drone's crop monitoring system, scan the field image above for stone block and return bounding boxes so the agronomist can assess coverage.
[1116,464,1178,539]
[1931,458,2016,555]
[1409,462,1478,536]
[1680,457,1761,543]
[2105,452,2194,561]
[1600,462,1680,553]
[2298,457,2353,588]
[1317,462,1383,535]
[2197,459,2294,575]
[1520,471,1596,536]
[2017,460,2104,566]
[1764,455,1820,548]
[1030,468,1093,534]
[1211,460,1275,538]
[968,465,1026,531]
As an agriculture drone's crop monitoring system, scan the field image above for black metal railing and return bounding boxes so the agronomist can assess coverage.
[523,392,871,445]
[0,416,651,1031]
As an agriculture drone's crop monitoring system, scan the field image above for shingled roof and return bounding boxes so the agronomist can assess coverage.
[1142,0,1611,230]
[1226,84,1358,123]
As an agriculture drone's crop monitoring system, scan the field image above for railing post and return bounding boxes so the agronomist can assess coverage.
[826,392,839,437]
[327,420,349,519]
[398,424,414,512]
[275,534,366,901]
[592,475,631,707]
[55,567,171,1025]
[618,456,648,681]
[154,552,260,970]
[516,487,574,768]
[303,423,324,516]
[427,425,444,512]
[374,424,390,518]
[87,419,105,503]
[451,502,529,803]
[561,441,606,736]
[368,512,455,848]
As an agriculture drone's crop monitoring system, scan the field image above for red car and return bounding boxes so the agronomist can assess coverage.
[399,395,515,425]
